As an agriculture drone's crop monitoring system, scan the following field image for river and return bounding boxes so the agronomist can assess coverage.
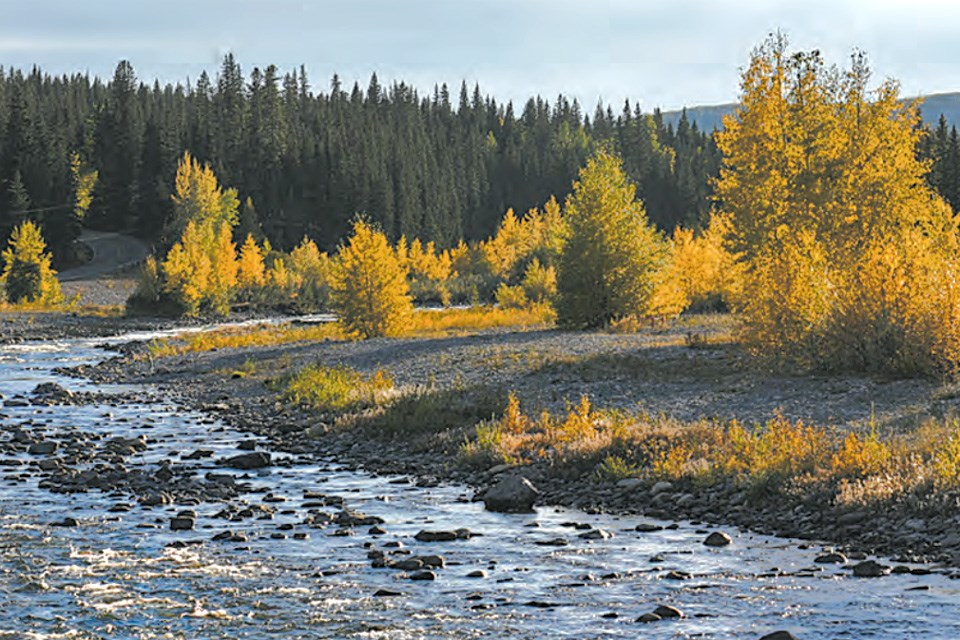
[0,331,957,639]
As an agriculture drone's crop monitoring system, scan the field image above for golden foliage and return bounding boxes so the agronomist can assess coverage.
[331,219,413,339]
[1,220,63,305]
[168,151,240,242]
[716,35,960,376]
[69,152,97,221]
[237,234,266,289]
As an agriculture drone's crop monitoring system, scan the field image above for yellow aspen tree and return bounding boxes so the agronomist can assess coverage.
[288,237,331,310]
[161,221,212,316]
[331,219,412,339]
[167,151,240,242]
[716,34,960,374]
[207,224,238,315]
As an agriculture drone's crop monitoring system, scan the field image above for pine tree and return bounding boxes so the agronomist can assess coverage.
[556,149,668,328]
[331,219,412,338]
[1,220,62,304]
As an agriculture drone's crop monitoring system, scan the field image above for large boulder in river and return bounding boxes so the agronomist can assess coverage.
[483,475,539,513]
[221,451,272,470]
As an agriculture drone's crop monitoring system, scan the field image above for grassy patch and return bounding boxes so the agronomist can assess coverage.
[282,364,394,413]
[146,305,554,359]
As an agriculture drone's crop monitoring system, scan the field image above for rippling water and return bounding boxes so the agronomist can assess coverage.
[0,333,958,639]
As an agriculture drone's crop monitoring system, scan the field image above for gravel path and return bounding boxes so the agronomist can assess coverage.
[100,317,954,434]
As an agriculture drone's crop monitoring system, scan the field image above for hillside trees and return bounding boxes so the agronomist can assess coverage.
[0,58,723,259]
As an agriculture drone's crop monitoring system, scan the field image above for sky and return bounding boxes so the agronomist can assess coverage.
[2,0,960,111]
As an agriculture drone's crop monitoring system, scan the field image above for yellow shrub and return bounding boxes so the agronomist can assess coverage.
[495,283,528,309]
[831,431,892,478]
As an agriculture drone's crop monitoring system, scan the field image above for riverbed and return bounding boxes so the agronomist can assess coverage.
[0,331,958,639]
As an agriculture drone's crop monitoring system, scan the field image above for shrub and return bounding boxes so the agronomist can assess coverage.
[495,283,528,309]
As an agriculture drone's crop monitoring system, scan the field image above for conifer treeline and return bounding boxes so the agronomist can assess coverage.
[0,56,720,263]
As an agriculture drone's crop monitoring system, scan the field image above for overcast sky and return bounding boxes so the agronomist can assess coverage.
[3,0,960,110]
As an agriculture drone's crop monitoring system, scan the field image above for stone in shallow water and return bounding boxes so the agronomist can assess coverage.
[653,605,684,619]
[851,560,890,578]
[221,451,271,470]
[482,476,539,513]
[27,441,58,455]
[759,632,799,640]
[704,531,733,547]
[814,552,847,564]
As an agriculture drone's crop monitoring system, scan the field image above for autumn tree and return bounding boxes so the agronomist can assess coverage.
[1,220,63,305]
[716,35,960,375]
[166,151,240,244]
[331,219,412,339]
[556,149,668,328]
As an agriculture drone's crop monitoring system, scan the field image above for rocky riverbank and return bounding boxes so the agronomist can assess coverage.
[67,315,960,574]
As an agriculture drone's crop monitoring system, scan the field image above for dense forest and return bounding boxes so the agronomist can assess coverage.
[0,56,720,266]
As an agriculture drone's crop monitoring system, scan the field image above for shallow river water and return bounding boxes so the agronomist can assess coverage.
[0,332,958,639]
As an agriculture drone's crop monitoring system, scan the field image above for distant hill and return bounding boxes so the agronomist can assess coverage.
[661,92,960,132]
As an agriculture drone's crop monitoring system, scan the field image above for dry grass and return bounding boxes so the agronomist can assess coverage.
[404,304,555,337]
[458,392,960,505]
[148,322,344,358]
[146,305,555,358]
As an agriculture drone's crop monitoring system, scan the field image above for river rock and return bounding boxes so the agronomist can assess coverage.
[653,605,684,619]
[51,517,78,527]
[704,531,733,547]
[637,612,662,623]
[373,588,402,597]
[852,560,890,577]
[170,516,195,531]
[759,632,799,640]
[221,451,272,469]
[650,481,673,495]
[483,475,538,513]
[814,551,847,564]
[28,441,58,455]
[409,570,436,581]
[415,530,458,542]
[579,528,614,540]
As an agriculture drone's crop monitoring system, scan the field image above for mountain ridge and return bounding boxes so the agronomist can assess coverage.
[661,91,960,132]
